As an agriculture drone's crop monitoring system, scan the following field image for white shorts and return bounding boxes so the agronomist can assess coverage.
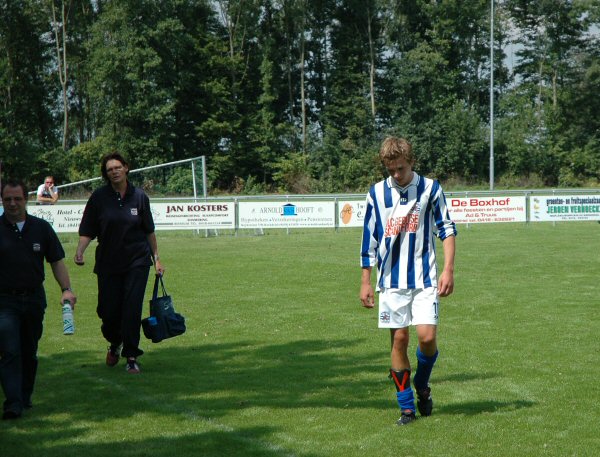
[378,288,439,328]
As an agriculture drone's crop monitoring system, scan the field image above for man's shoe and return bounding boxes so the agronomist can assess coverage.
[396,410,417,426]
[2,410,22,420]
[106,345,121,367]
[416,386,433,416]
[126,357,140,374]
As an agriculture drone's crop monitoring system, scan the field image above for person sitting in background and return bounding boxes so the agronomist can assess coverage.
[36,176,59,205]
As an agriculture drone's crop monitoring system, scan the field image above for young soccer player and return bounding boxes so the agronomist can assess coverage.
[359,136,457,425]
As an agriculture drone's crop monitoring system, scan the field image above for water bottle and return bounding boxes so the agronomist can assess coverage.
[147,316,162,341]
[62,300,74,335]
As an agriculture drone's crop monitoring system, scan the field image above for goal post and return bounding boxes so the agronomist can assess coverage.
[27,156,207,199]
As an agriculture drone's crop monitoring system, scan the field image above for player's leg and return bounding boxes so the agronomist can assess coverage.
[389,327,417,425]
[412,288,440,416]
[379,289,417,425]
[414,324,438,379]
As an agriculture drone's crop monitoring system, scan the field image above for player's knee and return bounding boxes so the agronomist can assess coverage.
[418,333,436,346]
[392,330,409,349]
[416,326,437,347]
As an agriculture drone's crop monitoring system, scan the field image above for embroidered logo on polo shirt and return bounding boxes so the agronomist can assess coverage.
[130,208,138,216]
[33,243,41,252]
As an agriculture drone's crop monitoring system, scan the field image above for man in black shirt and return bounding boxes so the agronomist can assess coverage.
[0,180,77,420]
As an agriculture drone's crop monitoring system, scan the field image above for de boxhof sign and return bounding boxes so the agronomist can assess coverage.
[448,197,527,224]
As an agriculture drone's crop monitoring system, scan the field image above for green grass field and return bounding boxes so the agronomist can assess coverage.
[1,222,599,456]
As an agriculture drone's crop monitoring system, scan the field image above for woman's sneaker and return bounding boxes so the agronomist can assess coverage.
[126,357,140,374]
[106,345,121,367]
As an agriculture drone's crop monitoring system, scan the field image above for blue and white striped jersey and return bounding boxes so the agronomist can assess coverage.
[360,173,457,290]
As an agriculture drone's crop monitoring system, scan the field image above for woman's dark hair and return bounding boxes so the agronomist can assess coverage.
[100,152,130,180]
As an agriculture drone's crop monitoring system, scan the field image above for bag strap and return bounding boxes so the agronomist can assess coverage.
[152,273,168,300]
[152,274,160,300]
[159,274,168,296]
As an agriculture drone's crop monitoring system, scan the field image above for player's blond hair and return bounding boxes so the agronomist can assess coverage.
[379,137,415,165]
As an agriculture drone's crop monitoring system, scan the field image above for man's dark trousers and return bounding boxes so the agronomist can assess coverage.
[0,287,46,415]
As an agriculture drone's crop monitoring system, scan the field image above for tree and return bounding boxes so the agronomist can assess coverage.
[47,0,71,151]
[0,0,56,183]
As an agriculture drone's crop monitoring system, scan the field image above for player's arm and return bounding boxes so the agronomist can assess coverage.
[360,189,378,308]
[360,267,375,308]
[438,235,455,297]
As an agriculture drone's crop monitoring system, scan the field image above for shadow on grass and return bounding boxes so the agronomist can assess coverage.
[1,425,315,457]
[1,338,537,456]
[2,338,385,457]
[437,399,536,416]
[435,371,499,384]
[51,339,389,414]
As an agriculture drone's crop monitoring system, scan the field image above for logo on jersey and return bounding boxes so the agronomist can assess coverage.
[130,208,138,216]
[384,212,419,237]
[32,243,41,252]
[379,311,391,324]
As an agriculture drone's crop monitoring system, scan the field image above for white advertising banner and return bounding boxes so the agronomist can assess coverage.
[24,201,236,232]
[27,204,87,233]
[238,201,335,228]
[448,196,527,224]
[338,199,367,228]
[151,202,235,229]
[529,195,600,222]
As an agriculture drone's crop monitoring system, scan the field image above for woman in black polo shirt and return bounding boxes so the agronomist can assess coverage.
[75,153,165,374]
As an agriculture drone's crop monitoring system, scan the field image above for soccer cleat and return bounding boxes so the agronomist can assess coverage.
[416,386,433,416]
[126,357,140,374]
[106,345,121,367]
[396,410,417,426]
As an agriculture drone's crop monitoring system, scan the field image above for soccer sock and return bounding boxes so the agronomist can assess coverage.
[390,369,415,412]
[413,346,438,391]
